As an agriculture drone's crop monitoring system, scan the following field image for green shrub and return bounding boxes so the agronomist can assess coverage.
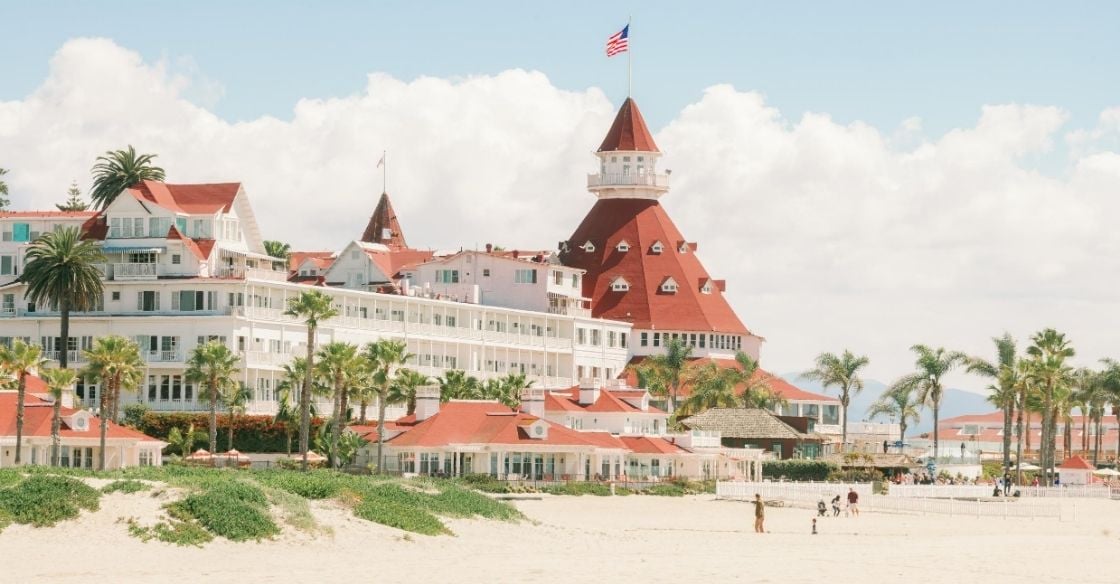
[431,485,523,520]
[137,412,322,453]
[102,480,152,494]
[457,474,511,493]
[827,468,884,483]
[762,460,838,481]
[353,498,449,535]
[123,403,150,429]
[542,482,611,496]
[253,470,346,499]
[645,484,686,497]
[127,516,213,547]
[0,474,101,527]
[0,469,22,489]
[169,481,278,542]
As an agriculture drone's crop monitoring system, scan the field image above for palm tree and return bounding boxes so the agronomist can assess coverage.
[284,290,338,471]
[868,386,922,450]
[0,167,9,210]
[274,372,300,456]
[0,340,47,464]
[965,333,1018,475]
[89,145,166,209]
[438,370,483,402]
[1101,358,1120,465]
[676,363,741,417]
[1024,328,1075,482]
[82,335,143,470]
[263,240,291,260]
[888,345,967,460]
[482,373,532,409]
[632,337,692,415]
[720,351,774,407]
[362,339,410,474]
[390,369,432,415]
[801,350,870,451]
[316,341,361,467]
[184,341,240,453]
[221,381,252,451]
[22,226,106,371]
[40,368,79,466]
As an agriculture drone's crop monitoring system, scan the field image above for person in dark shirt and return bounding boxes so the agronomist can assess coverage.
[847,488,860,517]
[752,494,765,533]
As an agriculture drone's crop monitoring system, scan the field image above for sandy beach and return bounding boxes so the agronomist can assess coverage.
[4,489,1118,584]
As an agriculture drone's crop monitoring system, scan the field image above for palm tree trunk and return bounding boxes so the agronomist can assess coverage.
[932,400,940,462]
[300,327,314,471]
[15,374,26,464]
[208,382,218,453]
[1081,412,1088,454]
[840,393,849,454]
[375,390,388,474]
[59,301,70,369]
[98,377,113,470]
[1002,404,1012,475]
[330,380,343,468]
[227,410,235,451]
[1092,416,1101,466]
[1015,406,1025,485]
[286,429,292,456]
[359,399,369,424]
[51,400,62,466]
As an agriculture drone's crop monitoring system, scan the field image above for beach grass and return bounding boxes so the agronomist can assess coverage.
[0,474,101,527]
[102,480,152,494]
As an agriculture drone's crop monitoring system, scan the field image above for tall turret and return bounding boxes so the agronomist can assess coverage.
[586,97,669,200]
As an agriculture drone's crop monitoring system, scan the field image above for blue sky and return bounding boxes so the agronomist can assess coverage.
[3,1,1119,136]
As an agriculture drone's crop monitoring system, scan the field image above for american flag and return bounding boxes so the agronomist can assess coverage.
[606,24,629,57]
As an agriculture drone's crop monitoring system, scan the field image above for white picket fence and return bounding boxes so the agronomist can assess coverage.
[716,480,1067,520]
[716,481,871,504]
[887,484,1112,499]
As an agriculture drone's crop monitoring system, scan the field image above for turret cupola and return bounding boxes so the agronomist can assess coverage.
[588,98,669,200]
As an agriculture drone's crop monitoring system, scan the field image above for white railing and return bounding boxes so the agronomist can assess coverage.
[548,305,592,318]
[142,350,182,363]
[0,306,15,317]
[587,172,670,189]
[243,350,295,367]
[44,350,84,363]
[866,495,1062,519]
[244,267,289,282]
[145,399,203,412]
[112,262,158,280]
[717,481,872,504]
[887,484,1111,499]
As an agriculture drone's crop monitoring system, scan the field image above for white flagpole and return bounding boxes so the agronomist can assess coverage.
[627,16,632,98]
[381,150,387,194]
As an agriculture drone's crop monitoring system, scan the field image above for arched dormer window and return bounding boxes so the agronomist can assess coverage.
[660,277,678,294]
[616,240,630,252]
[610,276,630,292]
[582,240,596,253]
[650,241,664,255]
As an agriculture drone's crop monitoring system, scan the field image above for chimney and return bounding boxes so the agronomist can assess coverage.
[414,386,441,421]
[521,388,545,418]
[61,387,75,409]
[578,378,600,406]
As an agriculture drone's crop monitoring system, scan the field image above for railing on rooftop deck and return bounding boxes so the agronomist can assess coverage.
[44,350,84,363]
[587,172,670,189]
[112,262,158,280]
[141,350,182,363]
[216,265,288,281]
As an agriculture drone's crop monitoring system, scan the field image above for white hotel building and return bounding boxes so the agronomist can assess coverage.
[0,181,630,416]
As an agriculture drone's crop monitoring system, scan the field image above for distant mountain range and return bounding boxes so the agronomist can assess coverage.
[780,374,993,434]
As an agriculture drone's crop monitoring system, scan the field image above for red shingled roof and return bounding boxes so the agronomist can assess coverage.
[543,386,664,414]
[598,97,659,153]
[0,211,98,219]
[1059,455,1095,470]
[361,192,409,248]
[562,198,749,334]
[387,401,627,449]
[619,435,688,455]
[128,181,240,215]
[0,387,162,442]
[364,247,435,280]
[289,251,335,272]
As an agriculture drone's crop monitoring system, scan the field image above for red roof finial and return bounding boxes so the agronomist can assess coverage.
[598,97,659,153]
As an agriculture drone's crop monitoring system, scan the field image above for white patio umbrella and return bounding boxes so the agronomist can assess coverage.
[1014,462,1041,471]
[1092,468,1120,477]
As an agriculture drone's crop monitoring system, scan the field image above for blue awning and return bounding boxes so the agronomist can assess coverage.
[100,244,166,254]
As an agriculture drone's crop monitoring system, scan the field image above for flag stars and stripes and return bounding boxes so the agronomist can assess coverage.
[606,24,629,57]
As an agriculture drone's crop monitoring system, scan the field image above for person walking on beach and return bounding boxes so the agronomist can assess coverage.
[752,494,766,533]
[847,488,860,517]
[831,495,842,516]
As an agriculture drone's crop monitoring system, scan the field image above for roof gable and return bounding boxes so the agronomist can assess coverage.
[361,192,409,247]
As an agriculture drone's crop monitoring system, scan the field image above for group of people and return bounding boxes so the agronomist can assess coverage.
[750,488,861,535]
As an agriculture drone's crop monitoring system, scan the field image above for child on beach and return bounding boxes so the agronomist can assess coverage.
[831,495,841,516]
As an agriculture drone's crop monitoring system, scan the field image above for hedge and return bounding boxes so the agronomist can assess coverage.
[762,460,838,481]
[138,413,325,453]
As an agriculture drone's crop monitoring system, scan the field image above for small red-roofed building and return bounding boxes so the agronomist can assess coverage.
[1057,455,1095,485]
[0,376,166,469]
[1,210,99,286]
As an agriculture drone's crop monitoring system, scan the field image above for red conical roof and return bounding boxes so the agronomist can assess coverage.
[598,97,659,153]
[361,192,408,248]
[561,198,749,334]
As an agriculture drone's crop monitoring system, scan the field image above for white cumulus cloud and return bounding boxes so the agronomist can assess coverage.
[3,38,1120,390]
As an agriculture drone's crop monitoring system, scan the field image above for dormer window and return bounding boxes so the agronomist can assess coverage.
[610,277,630,292]
[678,242,690,254]
[660,277,678,294]
[700,280,713,294]
[650,241,664,254]
[581,241,596,253]
[616,240,630,252]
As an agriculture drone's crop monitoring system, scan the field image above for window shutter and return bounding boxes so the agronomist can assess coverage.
[172,291,180,311]
[137,292,143,311]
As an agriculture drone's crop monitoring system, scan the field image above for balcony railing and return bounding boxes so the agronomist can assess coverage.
[0,306,14,318]
[548,305,592,318]
[44,350,84,363]
[142,350,182,363]
[112,262,158,280]
[587,172,670,189]
[242,350,294,367]
[216,265,288,281]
